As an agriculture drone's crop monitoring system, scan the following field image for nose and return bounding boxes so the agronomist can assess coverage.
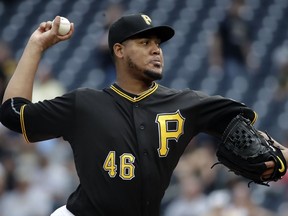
[151,42,160,55]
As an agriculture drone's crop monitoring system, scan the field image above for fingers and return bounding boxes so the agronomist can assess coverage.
[38,16,59,34]
[265,161,275,169]
[31,16,74,51]
[52,16,74,38]
[38,21,52,32]
[262,168,273,179]
[51,16,60,33]
[37,16,74,38]
[46,21,53,31]
[261,161,275,180]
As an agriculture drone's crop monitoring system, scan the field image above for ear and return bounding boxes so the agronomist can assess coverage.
[113,43,124,59]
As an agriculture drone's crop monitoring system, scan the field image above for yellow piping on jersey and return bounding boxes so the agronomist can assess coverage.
[110,83,158,102]
[20,104,30,143]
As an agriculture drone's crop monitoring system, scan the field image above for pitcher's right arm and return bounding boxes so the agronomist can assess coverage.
[2,16,74,103]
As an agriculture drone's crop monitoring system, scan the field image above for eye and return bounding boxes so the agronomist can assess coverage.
[141,40,149,45]
[156,41,161,47]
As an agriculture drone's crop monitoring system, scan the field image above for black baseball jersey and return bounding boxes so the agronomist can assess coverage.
[0,83,256,216]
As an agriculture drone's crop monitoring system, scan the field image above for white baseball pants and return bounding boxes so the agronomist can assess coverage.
[50,205,75,216]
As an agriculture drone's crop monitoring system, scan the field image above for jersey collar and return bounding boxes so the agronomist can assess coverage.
[110,82,158,102]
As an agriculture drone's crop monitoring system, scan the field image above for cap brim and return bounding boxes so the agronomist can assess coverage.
[123,26,175,43]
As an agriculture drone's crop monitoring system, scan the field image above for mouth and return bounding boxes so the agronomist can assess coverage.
[150,60,162,68]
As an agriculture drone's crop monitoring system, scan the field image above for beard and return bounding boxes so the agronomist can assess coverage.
[144,69,163,80]
[127,57,163,81]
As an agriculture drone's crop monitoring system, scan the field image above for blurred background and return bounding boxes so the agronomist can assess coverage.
[0,0,288,215]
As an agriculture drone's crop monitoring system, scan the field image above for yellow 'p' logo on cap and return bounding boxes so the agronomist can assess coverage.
[141,15,152,25]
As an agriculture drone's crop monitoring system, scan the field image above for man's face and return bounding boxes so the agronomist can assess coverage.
[121,36,164,81]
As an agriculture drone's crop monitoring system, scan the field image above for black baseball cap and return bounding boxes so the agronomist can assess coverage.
[108,13,175,54]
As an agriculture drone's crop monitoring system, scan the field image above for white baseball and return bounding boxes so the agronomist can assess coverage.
[53,17,71,35]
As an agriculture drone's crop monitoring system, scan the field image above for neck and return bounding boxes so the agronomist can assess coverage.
[115,78,154,95]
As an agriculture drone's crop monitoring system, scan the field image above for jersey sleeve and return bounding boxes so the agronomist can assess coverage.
[192,91,256,138]
[0,97,31,133]
[0,91,76,143]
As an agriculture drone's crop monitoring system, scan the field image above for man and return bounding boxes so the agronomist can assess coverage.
[0,14,287,216]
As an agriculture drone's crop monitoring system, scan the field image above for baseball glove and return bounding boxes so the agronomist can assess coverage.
[214,114,287,186]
